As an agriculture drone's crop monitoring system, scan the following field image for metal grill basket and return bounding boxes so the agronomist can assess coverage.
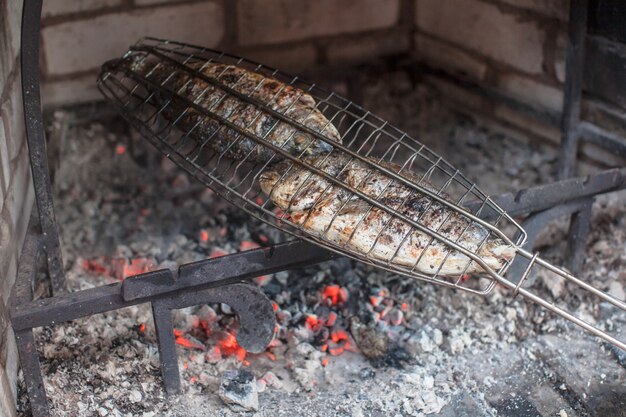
[98,37,625,350]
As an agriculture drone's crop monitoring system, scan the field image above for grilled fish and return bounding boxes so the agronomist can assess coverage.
[117,52,341,162]
[259,154,515,276]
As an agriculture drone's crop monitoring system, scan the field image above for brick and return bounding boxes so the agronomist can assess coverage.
[3,0,22,62]
[134,0,189,5]
[327,30,411,65]
[416,0,546,74]
[493,104,560,143]
[13,168,33,250]
[237,0,400,45]
[0,213,16,288]
[422,75,490,113]
[0,366,17,417]
[0,78,25,163]
[42,1,225,76]
[3,328,17,403]
[0,255,16,306]
[7,150,31,233]
[0,4,17,92]
[0,117,10,196]
[42,0,122,18]
[42,73,103,107]
[497,0,570,21]
[415,34,488,81]
[238,43,317,73]
[496,73,564,111]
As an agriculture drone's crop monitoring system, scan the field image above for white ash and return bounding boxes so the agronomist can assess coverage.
[15,72,626,417]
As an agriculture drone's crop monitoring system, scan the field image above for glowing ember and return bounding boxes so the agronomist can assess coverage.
[326,312,337,327]
[218,333,246,361]
[330,329,349,344]
[83,256,157,280]
[239,240,260,251]
[305,315,322,331]
[122,258,156,279]
[139,323,146,333]
[173,329,205,350]
[115,144,126,155]
[322,285,347,305]
[369,296,382,307]
[321,357,329,366]
[210,248,229,259]
[198,229,210,243]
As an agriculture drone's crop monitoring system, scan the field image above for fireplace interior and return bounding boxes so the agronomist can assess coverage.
[1,1,625,416]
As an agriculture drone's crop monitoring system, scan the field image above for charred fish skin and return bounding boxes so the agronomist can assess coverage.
[116,52,340,162]
[260,154,515,277]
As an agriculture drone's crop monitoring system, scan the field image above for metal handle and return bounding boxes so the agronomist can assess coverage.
[502,249,626,351]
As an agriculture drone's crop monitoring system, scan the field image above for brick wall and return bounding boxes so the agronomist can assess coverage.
[0,1,33,416]
[40,0,411,106]
[414,0,570,144]
[38,1,626,164]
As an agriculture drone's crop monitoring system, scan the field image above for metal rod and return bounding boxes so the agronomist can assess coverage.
[21,0,66,294]
[151,301,181,395]
[558,0,589,179]
[464,167,626,218]
[11,240,333,330]
[565,199,593,274]
[15,329,49,417]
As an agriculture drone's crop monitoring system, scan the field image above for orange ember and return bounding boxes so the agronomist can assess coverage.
[199,229,210,243]
[115,144,126,155]
[306,315,322,331]
[139,323,146,333]
[321,357,329,366]
[210,248,229,259]
[369,296,382,307]
[326,312,337,327]
[219,333,247,361]
[122,258,155,279]
[173,329,205,350]
[322,285,347,305]
[240,240,260,251]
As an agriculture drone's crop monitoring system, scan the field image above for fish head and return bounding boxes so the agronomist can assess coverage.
[477,239,516,271]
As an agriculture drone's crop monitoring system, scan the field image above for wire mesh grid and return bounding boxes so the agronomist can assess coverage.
[97,37,528,295]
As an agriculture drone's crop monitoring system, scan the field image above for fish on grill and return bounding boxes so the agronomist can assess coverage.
[116,52,341,162]
[259,154,515,276]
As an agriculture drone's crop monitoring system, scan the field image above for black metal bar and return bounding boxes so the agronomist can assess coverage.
[507,200,590,283]
[11,240,335,330]
[15,329,48,417]
[464,167,626,218]
[123,240,336,301]
[558,0,589,179]
[21,0,66,294]
[155,283,276,353]
[151,301,181,395]
[565,199,594,274]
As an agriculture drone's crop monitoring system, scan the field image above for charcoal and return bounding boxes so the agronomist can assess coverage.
[22,70,626,417]
[218,369,259,412]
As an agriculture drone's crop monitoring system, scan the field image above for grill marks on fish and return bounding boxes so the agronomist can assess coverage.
[122,53,340,162]
[260,154,515,276]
